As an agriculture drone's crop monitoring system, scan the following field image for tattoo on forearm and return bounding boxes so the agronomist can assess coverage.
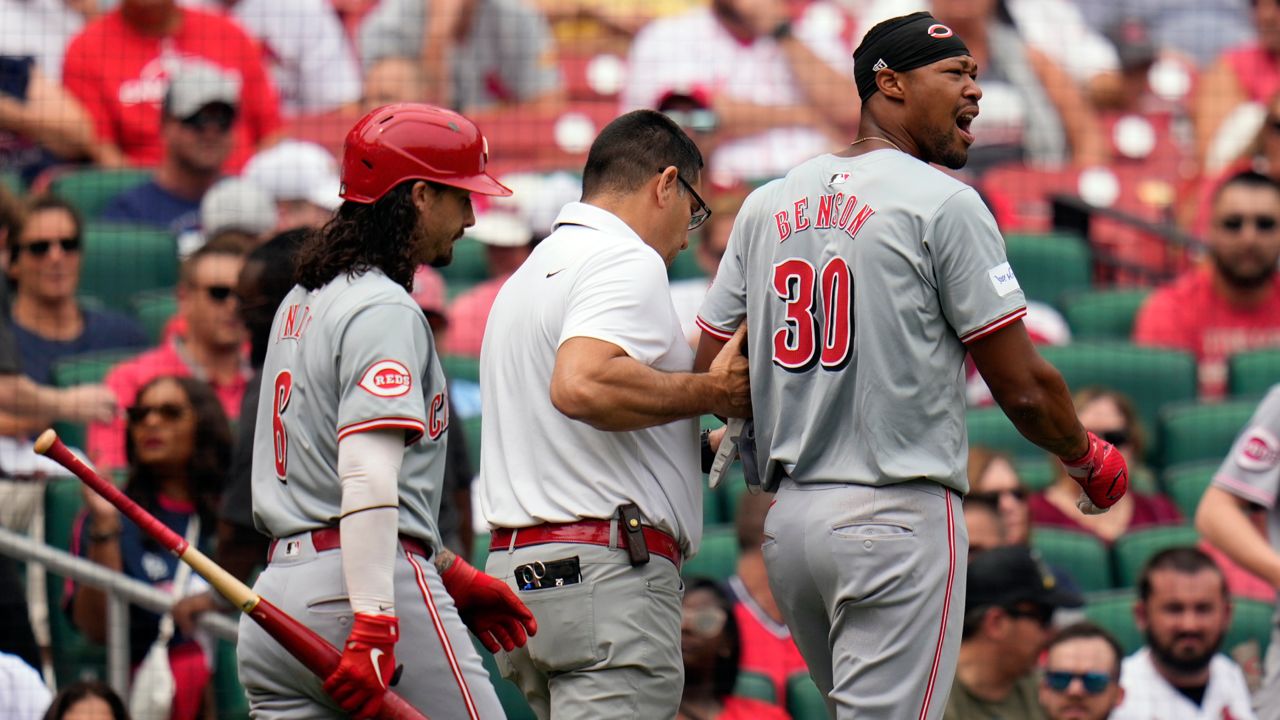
[434,547,456,574]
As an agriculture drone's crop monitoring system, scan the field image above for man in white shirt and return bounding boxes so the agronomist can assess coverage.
[478,109,751,720]
[1112,547,1256,720]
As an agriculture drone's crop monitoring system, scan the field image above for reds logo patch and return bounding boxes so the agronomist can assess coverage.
[358,360,413,398]
[1236,427,1280,472]
[928,23,954,38]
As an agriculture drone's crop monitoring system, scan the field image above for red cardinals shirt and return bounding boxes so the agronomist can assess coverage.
[62,7,281,171]
[729,576,808,710]
[1132,266,1280,397]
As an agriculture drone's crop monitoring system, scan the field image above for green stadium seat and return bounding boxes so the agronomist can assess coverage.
[668,236,706,282]
[439,238,489,285]
[50,349,142,450]
[213,638,249,719]
[1111,525,1200,587]
[131,289,178,344]
[1031,528,1112,593]
[441,354,481,384]
[786,672,828,720]
[472,532,491,571]
[1228,348,1280,398]
[462,415,483,472]
[967,407,1041,460]
[49,167,151,220]
[1082,590,1142,655]
[1157,399,1258,470]
[79,222,179,313]
[1225,597,1274,659]
[44,477,107,685]
[718,467,751,525]
[1015,457,1054,491]
[683,525,738,582]
[1062,288,1151,341]
[704,481,726,526]
[1004,233,1091,310]
[734,670,778,704]
[1038,343,1197,455]
[473,638,535,720]
[1163,462,1218,519]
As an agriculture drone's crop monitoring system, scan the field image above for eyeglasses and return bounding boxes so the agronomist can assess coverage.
[1217,214,1278,233]
[126,403,191,424]
[201,285,236,303]
[682,606,727,637]
[1043,670,1113,695]
[1098,429,1130,447]
[18,237,80,257]
[968,487,1028,505]
[180,105,235,133]
[660,168,711,231]
[1006,604,1054,628]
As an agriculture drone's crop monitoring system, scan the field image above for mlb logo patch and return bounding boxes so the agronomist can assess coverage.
[285,540,301,557]
[829,172,850,186]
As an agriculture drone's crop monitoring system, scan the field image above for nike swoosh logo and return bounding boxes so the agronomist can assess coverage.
[370,648,386,687]
[546,268,566,278]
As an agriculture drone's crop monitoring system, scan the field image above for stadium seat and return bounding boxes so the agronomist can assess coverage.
[50,349,142,450]
[441,354,481,384]
[79,222,179,313]
[786,672,828,720]
[1031,528,1112,593]
[668,236,705,282]
[1112,525,1200,587]
[1226,597,1274,659]
[967,406,1041,460]
[44,477,107,685]
[463,415,484,472]
[439,237,490,285]
[1004,233,1091,311]
[1061,289,1151,341]
[472,532,491,571]
[49,167,151,220]
[1038,343,1197,455]
[213,638,249,719]
[704,481,726,527]
[1015,457,1054,491]
[1163,462,1218,519]
[1082,590,1142,655]
[1157,399,1258,470]
[131,289,178,344]
[1228,347,1280,398]
[683,525,738,582]
[473,638,536,720]
[718,467,750,525]
[734,670,778,704]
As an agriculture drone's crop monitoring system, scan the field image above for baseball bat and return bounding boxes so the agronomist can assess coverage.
[34,430,427,720]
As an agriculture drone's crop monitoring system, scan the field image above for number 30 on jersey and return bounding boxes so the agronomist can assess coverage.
[772,257,853,372]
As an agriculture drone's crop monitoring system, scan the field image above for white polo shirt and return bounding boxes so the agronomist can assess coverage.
[1112,648,1256,720]
[477,202,702,556]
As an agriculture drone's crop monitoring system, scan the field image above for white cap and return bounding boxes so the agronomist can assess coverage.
[466,210,532,247]
[243,140,342,211]
[165,60,241,119]
[493,171,583,238]
[200,177,276,237]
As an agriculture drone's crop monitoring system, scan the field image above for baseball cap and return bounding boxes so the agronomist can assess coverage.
[466,210,533,248]
[411,265,447,316]
[244,141,342,211]
[1107,18,1157,71]
[967,546,1083,611]
[200,177,277,238]
[164,60,241,120]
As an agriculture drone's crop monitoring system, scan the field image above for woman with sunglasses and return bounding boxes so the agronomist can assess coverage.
[678,579,789,720]
[1029,387,1180,544]
[68,375,231,720]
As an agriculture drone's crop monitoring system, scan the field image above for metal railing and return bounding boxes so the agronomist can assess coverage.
[0,525,239,696]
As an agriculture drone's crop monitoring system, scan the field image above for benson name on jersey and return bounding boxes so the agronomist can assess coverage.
[772,192,877,243]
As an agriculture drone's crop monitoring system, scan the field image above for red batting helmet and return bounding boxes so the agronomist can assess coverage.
[339,103,512,204]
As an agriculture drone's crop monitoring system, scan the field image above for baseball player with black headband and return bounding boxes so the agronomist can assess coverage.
[695,12,1129,719]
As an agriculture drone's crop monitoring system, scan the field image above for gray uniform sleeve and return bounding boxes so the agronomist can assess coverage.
[336,303,432,444]
[696,195,757,341]
[925,188,1027,343]
[1212,386,1280,509]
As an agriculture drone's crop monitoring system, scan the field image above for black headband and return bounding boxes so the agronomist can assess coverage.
[853,12,971,103]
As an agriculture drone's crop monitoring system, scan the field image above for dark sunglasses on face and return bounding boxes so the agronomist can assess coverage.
[968,487,1028,505]
[181,105,235,133]
[1044,670,1113,695]
[202,285,236,303]
[1098,429,1130,447]
[1218,214,1278,233]
[19,237,80,257]
[1006,604,1054,628]
[126,403,190,424]
[659,168,712,231]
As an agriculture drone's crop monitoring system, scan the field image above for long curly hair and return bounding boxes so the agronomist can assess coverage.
[123,375,232,533]
[296,182,421,292]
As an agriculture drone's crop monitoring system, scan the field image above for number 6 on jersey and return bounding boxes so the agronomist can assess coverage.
[273,369,293,481]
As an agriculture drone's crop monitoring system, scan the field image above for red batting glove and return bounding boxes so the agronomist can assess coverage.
[1060,431,1130,514]
[441,556,538,653]
[322,613,399,719]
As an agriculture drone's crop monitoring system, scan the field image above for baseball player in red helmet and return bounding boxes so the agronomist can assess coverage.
[694,12,1129,719]
[236,103,536,719]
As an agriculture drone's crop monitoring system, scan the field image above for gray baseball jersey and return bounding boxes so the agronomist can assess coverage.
[251,270,450,547]
[697,150,1026,494]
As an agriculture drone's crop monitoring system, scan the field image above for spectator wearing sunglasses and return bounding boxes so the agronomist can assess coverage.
[1038,622,1125,720]
[1134,170,1280,398]
[968,446,1032,545]
[677,578,789,720]
[8,195,147,389]
[68,375,230,720]
[87,233,251,473]
[946,545,1084,720]
[1111,547,1256,720]
[100,61,240,238]
[1030,388,1180,544]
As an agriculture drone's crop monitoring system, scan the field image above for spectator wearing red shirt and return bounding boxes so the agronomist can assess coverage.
[62,0,281,171]
[1194,0,1280,169]
[443,209,534,357]
[87,233,251,473]
[727,491,807,711]
[1133,170,1280,398]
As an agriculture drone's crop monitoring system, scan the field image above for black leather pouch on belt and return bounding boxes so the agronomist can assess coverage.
[618,503,650,566]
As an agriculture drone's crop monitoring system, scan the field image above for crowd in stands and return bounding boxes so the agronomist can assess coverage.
[0,0,1277,718]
